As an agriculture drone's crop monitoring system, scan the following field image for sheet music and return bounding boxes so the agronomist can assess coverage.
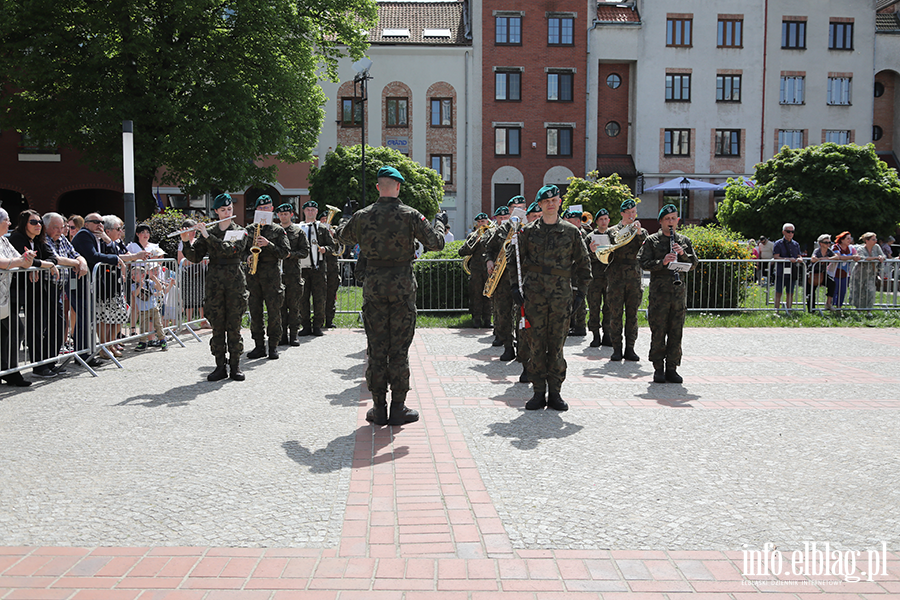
[668,261,691,272]
[254,210,274,225]
[223,230,245,242]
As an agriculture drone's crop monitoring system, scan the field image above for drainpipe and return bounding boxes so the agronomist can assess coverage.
[586,19,601,176]
[465,49,470,228]
[760,0,769,163]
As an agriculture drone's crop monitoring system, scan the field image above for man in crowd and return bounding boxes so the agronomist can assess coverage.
[298,200,334,336]
[335,166,446,426]
[276,203,309,346]
[458,212,492,328]
[508,186,592,411]
[514,201,543,384]
[757,235,775,283]
[772,222,802,315]
[42,212,89,361]
[637,204,697,383]
[245,195,290,360]
[485,205,512,352]
[587,208,612,347]
[563,208,589,337]
[606,199,647,362]
[319,210,340,329]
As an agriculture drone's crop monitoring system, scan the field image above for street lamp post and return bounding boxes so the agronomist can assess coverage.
[679,177,690,221]
[122,120,136,243]
[352,58,373,207]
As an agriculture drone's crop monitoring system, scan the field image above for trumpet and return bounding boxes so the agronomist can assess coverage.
[462,222,494,275]
[248,221,262,275]
[594,220,640,264]
[582,211,593,226]
[166,216,235,237]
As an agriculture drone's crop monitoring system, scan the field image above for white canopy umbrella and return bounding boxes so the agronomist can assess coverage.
[644,177,719,218]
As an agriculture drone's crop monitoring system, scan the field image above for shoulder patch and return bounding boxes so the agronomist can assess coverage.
[420,215,427,222]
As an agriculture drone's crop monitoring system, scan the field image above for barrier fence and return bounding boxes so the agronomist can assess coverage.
[3,256,899,380]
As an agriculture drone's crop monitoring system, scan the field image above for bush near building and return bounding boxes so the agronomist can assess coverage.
[680,224,753,310]
[416,240,467,311]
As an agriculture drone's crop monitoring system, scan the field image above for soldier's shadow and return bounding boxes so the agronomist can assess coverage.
[636,384,702,408]
[325,385,363,407]
[485,411,584,450]
[115,379,229,407]
[282,426,408,472]
[467,358,521,383]
[583,361,651,381]
[331,362,366,383]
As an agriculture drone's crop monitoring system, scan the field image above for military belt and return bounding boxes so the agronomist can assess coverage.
[525,265,573,278]
[367,259,411,268]
[208,258,241,266]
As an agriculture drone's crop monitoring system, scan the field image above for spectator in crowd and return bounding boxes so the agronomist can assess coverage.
[808,234,835,312]
[444,229,454,243]
[126,224,165,259]
[0,207,36,386]
[66,215,83,241]
[42,212,88,356]
[8,209,61,377]
[64,214,84,341]
[177,220,207,329]
[747,239,759,282]
[97,215,147,356]
[130,266,169,351]
[773,223,802,314]
[852,232,886,316]
[881,235,895,258]
[829,231,861,310]
[757,235,775,283]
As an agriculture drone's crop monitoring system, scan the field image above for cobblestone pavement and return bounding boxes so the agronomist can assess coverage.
[0,326,898,598]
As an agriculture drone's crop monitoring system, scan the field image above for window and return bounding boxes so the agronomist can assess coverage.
[431,155,452,183]
[495,71,521,101]
[18,132,58,154]
[664,129,690,156]
[829,22,853,50]
[547,127,573,157]
[827,77,851,106]
[780,76,805,104]
[667,18,692,47]
[431,98,452,127]
[778,130,804,149]
[606,73,621,89]
[547,72,574,102]
[716,75,741,102]
[341,98,363,126]
[782,20,806,49]
[715,130,741,156]
[824,130,850,144]
[665,74,691,101]
[386,97,408,127]
[495,127,521,156]
[548,17,574,45]
[496,16,522,45]
[718,19,743,47]
[873,125,884,141]
[605,121,621,137]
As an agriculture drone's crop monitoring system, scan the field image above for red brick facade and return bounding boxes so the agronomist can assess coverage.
[381,81,413,157]
[874,71,896,153]
[597,63,630,155]
[336,81,366,148]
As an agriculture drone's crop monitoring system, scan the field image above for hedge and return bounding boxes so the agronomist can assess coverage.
[679,225,753,310]
[415,240,468,311]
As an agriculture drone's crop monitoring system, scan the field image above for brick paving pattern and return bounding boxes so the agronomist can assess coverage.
[0,327,898,598]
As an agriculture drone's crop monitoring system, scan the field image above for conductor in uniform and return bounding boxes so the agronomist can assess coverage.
[245,195,290,360]
[276,203,309,346]
[458,212,492,328]
[335,166,446,426]
[508,185,592,411]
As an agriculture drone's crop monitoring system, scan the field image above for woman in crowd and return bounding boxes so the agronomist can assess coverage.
[851,232,886,316]
[96,215,146,356]
[828,231,861,310]
[0,208,36,386]
[7,209,61,377]
[808,234,835,312]
[126,224,165,258]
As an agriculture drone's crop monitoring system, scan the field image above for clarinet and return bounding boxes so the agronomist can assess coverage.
[670,226,683,287]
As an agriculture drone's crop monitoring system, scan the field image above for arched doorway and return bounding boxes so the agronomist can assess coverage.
[57,189,123,220]
[243,185,282,223]
[0,189,29,220]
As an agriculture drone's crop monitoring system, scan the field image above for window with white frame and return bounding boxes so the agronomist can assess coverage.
[824,130,850,144]
[780,76,805,104]
[778,129,804,149]
[827,77,851,106]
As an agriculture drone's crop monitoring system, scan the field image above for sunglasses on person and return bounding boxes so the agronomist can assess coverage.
[783,229,795,233]
[85,219,103,224]
[28,219,42,226]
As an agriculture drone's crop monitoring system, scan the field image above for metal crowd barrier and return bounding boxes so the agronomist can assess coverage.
[177,257,208,342]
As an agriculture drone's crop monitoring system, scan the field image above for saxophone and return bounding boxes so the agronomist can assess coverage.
[483,218,519,298]
[249,221,262,275]
[462,222,493,275]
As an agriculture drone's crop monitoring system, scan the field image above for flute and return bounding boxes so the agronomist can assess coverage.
[166,216,235,237]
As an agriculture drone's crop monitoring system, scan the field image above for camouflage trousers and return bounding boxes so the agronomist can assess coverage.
[300,267,327,329]
[647,292,687,369]
[247,263,284,344]
[204,265,248,358]
[280,270,304,332]
[570,291,587,330]
[325,265,341,325]
[491,272,514,348]
[522,289,570,393]
[606,267,643,350]
[468,270,491,325]
[514,301,529,366]
[587,271,610,335]
[362,294,417,394]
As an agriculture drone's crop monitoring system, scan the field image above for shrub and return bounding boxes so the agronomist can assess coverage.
[415,240,468,311]
[679,224,753,310]
[143,208,212,258]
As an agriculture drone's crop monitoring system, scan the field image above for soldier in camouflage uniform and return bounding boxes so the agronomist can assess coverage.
[606,199,648,362]
[180,193,249,381]
[245,195,290,360]
[637,204,697,383]
[335,166,446,426]
[485,198,525,362]
[298,200,334,336]
[276,203,309,346]
[564,208,590,337]
[485,205,511,347]
[508,186,592,411]
[320,212,341,328]
[458,212,493,328]
[514,201,543,384]
[587,208,612,347]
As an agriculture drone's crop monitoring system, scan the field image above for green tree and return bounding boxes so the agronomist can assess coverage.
[0,0,376,216]
[308,145,443,220]
[562,171,637,224]
[717,143,900,249]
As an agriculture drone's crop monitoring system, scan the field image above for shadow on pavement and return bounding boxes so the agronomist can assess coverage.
[484,410,584,450]
[635,384,702,407]
[283,425,408,472]
[115,379,229,407]
[326,384,362,407]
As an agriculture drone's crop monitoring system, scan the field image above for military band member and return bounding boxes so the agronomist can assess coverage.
[319,211,340,328]
[458,212,493,328]
[485,202,520,361]
[587,208,612,347]
[637,204,697,383]
[606,199,648,362]
[335,166,446,426]
[508,186,592,411]
[180,193,249,381]
[277,203,309,346]
[298,200,334,336]
[564,208,589,337]
[515,201,543,384]
[485,205,511,347]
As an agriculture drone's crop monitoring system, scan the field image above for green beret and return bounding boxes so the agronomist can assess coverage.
[658,204,679,221]
[567,209,582,218]
[526,202,541,214]
[493,206,510,217]
[507,195,526,207]
[474,212,489,221]
[317,211,327,220]
[276,203,294,213]
[377,165,405,183]
[596,208,609,217]
[620,199,637,211]
[536,185,560,202]
[561,209,571,219]
[212,193,232,210]
[255,194,273,208]
[303,200,318,210]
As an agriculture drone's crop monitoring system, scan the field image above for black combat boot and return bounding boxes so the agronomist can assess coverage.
[547,390,568,411]
[665,363,683,384]
[247,340,266,359]
[229,355,245,381]
[653,363,667,383]
[499,345,516,361]
[570,327,586,337]
[388,390,419,425]
[279,331,289,346]
[610,347,623,361]
[491,336,504,347]
[298,327,312,337]
[518,365,529,383]
[311,326,325,337]
[525,388,547,410]
[624,346,640,361]
[289,329,300,346]
[601,333,613,347]
[207,355,228,382]
[590,331,601,347]
[268,342,279,360]
[366,392,389,426]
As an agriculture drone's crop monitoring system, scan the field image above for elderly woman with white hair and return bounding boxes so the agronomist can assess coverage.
[0,207,37,385]
[852,232,886,316]
[94,215,146,355]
